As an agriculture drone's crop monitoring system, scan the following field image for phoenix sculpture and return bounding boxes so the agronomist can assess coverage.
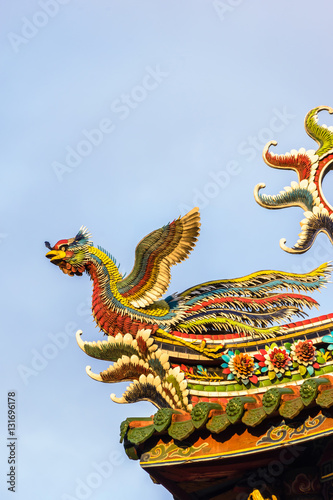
[45,208,331,412]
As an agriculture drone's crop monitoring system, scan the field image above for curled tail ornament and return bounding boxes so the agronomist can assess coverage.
[254,106,333,253]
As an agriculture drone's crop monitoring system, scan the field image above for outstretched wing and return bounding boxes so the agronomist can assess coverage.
[117,208,200,308]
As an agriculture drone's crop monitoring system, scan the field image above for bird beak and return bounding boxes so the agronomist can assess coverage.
[45,250,66,264]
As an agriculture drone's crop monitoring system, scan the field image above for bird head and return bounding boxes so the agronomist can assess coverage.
[45,226,92,277]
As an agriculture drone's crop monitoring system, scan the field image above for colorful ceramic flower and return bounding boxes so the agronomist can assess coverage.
[230,353,254,378]
[290,339,320,376]
[264,346,292,375]
[290,339,316,366]
[222,351,258,385]
[254,344,292,380]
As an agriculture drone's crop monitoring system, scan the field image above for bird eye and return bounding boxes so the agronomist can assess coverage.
[60,245,68,251]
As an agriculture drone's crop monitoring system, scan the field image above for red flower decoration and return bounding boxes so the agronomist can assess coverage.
[265,346,292,373]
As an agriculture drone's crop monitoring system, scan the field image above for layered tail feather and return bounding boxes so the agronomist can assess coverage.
[172,263,331,338]
[180,262,331,299]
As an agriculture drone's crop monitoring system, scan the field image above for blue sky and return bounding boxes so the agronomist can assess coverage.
[2,1,333,499]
